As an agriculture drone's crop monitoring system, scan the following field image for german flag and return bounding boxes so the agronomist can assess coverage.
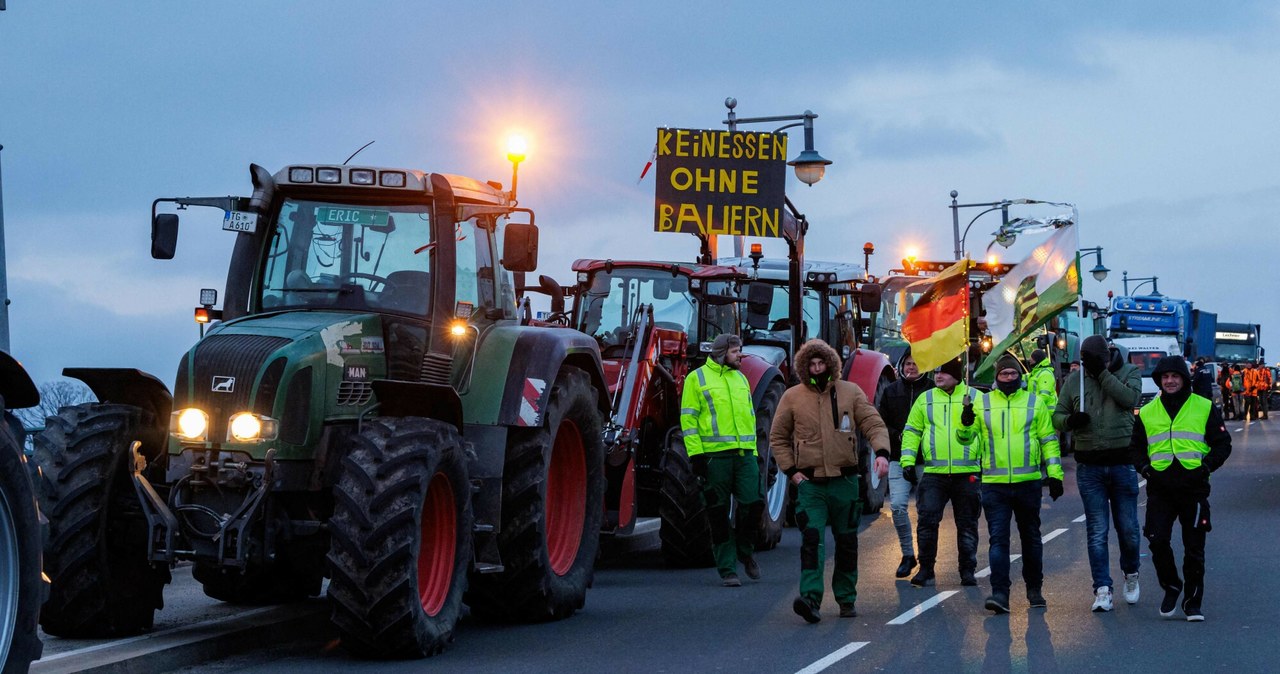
[902,259,971,373]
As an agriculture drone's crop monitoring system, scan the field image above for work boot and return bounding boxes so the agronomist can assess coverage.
[960,570,978,587]
[793,596,821,624]
[839,603,857,618]
[1027,587,1047,608]
[896,555,917,579]
[910,567,935,588]
[1092,586,1114,612]
[984,592,1010,614]
[1123,573,1140,604]
[742,557,761,581]
[1159,586,1181,619]
[721,574,742,587]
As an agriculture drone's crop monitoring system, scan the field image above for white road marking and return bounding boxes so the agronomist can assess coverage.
[36,606,281,662]
[1041,527,1069,543]
[795,641,871,674]
[886,591,959,625]
[975,556,1019,579]
[1139,480,1147,488]
[1073,514,1087,523]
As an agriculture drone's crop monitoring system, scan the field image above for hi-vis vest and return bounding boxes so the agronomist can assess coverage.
[1138,395,1211,471]
[900,384,980,474]
[680,361,757,457]
[960,388,1064,484]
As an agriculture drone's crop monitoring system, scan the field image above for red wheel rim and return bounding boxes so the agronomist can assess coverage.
[417,472,456,616]
[546,418,586,576]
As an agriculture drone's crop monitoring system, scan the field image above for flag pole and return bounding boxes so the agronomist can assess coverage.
[1077,251,1085,413]
[963,258,972,404]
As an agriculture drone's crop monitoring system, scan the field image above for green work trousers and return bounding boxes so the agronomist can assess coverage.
[702,451,762,578]
[795,475,862,606]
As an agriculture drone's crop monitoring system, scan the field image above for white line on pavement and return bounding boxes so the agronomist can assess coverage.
[886,591,959,625]
[1139,480,1147,488]
[1041,528,1069,543]
[795,641,871,674]
[1073,514,1087,523]
[36,606,282,662]
[974,556,1020,579]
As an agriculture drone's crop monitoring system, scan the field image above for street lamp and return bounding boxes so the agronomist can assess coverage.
[1078,246,1109,282]
[724,97,832,186]
[1122,271,1160,296]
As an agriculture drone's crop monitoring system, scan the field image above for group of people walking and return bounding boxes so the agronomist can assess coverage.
[1215,359,1272,421]
[679,333,1230,624]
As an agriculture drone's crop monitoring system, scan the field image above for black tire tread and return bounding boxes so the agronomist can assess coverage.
[658,438,713,567]
[754,380,786,551]
[1,419,44,673]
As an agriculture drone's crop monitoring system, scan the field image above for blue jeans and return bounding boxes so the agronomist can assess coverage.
[1076,463,1141,590]
[888,461,914,557]
[981,481,1043,594]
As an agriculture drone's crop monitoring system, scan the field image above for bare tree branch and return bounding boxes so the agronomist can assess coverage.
[13,380,96,429]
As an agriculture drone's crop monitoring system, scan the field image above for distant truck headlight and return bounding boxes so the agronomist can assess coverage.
[171,408,210,441]
[228,412,280,442]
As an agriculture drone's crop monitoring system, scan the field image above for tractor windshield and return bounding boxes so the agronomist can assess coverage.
[258,199,435,315]
[578,268,736,348]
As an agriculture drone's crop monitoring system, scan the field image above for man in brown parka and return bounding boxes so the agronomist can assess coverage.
[772,339,891,623]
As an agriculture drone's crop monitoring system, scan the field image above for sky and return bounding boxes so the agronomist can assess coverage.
[2,1,1278,388]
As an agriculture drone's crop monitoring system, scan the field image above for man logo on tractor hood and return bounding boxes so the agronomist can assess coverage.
[212,376,236,393]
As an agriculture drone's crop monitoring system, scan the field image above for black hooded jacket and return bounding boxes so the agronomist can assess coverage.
[880,373,935,461]
[1130,356,1231,483]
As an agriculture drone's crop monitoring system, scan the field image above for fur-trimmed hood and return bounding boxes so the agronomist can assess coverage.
[794,339,842,391]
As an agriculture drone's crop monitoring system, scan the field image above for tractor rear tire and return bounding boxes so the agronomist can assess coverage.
[327,417,472,659]
[33,403,170,637]
[860,372,893,515]
[658,437,713,567]
[1,419,44,673]
[754,380,786,551]
[466,366,605,622]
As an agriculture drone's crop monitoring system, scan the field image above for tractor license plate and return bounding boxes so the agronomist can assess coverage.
[222,211,259,233]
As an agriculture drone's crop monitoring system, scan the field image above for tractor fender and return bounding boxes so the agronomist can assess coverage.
[0,350,39,409]
[62,367,173,460]
[496,326,608,428]
[737,355,784,410]
[370,380,464,432]
[842,348,894,399]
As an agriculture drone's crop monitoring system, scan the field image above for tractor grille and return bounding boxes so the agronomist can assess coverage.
[1138,392,1157,407]
[179,334,292,435]
[337,381,374,406]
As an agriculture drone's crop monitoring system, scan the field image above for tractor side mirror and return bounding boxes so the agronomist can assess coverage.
[539,275,565,315]
[745,282,773,330]
[152,213,179,260]
[501,223,539,272]
[857,282,882,314]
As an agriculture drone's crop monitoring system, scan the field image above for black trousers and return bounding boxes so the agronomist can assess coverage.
[1144,476,1210,608]
[915,473,981,574]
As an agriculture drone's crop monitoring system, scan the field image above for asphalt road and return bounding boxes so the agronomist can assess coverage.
[43,416,1280,673]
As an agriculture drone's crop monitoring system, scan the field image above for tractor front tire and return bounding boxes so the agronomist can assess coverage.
[754,380,786,551]
[658,437,713,567]
[34,403,170,637]
[466,366,605,622]
[0,419,44,673]
[327,417,472,659]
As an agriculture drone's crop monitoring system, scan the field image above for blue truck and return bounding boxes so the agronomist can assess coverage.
[1108,294,1217,360]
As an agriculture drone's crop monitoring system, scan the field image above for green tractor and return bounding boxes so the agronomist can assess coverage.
[0,351,46,673]
[32,163,608,657]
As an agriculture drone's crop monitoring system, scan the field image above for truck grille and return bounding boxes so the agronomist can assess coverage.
[337,381,374,406]
[1138,392,1157,407]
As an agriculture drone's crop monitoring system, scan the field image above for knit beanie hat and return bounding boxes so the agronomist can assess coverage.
[938,357,964,380]
[996,353,1023,375]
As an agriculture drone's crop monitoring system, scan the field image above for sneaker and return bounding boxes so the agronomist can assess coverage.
[1183,599,1204,622]
[1092,586,1114,612]
[1027,587,1047,608]
[960,571,978,587]
[742,557,761,581]
[1123,573,1140,604]
[722,574,742,587]
[793,596,821,624]
[985,592,1010,614]
[910,568,935,588]
[896,556,917,579]
[839,603,857,618]
[1159,586,1181,618]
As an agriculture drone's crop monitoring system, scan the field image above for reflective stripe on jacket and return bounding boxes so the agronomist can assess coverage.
[899,383,979,474]
[959,388,1064,484]
[680,361,757,457]
[1027,358,1059,412]
[1138,394,1211,471]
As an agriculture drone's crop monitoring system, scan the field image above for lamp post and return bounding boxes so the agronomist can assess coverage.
[949,191,1017,261]
[1122,271,1160,296]
[1077,246,1110,282]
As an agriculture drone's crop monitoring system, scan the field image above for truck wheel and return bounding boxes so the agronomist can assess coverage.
[1,420,44,673]
[658,437,713,567]
[327,417,472,658]
[466,366,605,622]
[34,403,170,637]
[755,380,786,551]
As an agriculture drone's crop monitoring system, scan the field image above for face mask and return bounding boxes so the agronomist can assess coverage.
[996,378,1021,395]
[810,370,831,389]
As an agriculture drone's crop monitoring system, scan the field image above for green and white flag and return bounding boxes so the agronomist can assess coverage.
[976,223,1081,378]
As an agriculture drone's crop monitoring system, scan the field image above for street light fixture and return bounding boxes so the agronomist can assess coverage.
[1122,271,1161,296]
[1078,246,1109,282]
[724,97,832,186]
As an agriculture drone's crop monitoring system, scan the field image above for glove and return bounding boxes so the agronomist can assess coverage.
[690,455,709,485]
[960,402,976,426]
[902,464,918,485]
[1046,477,1063,501]
[1139,464,1155,480]
[1066,411,1092,431]
[1081,351,1106,376]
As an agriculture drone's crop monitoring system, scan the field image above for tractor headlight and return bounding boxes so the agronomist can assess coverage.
[228,412,280,442]
[171,408,210,441]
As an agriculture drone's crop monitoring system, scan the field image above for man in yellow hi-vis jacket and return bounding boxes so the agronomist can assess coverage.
[958,353,1064,614]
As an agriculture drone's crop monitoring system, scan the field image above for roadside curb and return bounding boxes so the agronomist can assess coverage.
[31,602,330,674]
